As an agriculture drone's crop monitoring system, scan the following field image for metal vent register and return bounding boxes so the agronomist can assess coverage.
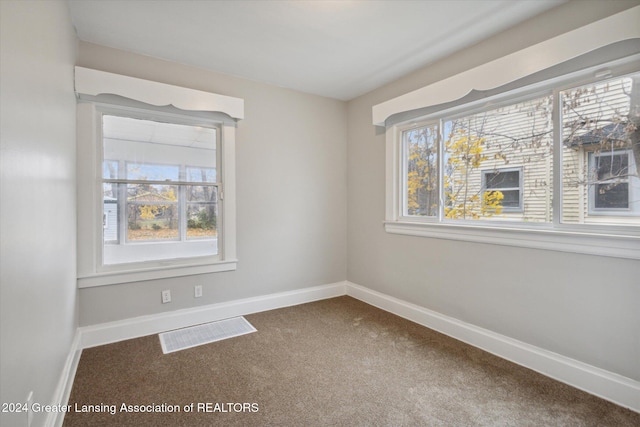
[159,317,256,354]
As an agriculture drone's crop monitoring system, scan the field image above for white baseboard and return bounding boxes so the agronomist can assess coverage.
[345,281,640,413]
[46,330,82,427]
[79,281,347,349]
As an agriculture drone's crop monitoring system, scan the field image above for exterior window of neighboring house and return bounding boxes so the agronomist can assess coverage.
[482,168,523,212]
[588,150,639,213]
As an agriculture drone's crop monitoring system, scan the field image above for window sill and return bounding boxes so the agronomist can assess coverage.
[77,259,238,288]
[384,221,640,260]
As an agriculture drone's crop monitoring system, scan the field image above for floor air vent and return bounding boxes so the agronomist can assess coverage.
[159,316,256,354]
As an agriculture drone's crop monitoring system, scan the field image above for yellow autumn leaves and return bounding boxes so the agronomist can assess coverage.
[406,127,506,219]
[445,130,504,219]
[137,188,177,220]
[406,128,438,216]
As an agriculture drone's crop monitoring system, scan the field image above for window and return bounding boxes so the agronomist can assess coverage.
[588,150,639,213]
[443,95,551,222]
[482,168,523,212]
[75,67,242,287]
[386,66,640,259]
[102,114,219,265]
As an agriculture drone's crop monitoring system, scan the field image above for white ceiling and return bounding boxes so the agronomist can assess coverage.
[67,0,565,101]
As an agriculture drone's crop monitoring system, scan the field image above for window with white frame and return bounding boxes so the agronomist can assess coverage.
[102,113,220,265]
[386,64,640,259]
[443,95,552,222]
[75,67,242,287]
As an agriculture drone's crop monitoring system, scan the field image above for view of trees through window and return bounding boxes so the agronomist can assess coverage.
[403,72,640,226]
[404,125,438,216]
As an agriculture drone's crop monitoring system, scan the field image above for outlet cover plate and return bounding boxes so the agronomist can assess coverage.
[161,290,171,304]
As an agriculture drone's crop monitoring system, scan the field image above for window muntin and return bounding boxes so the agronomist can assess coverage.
[395,70,640,230]
[102,114,220,265]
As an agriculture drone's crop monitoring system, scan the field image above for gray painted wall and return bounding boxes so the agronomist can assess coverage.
[0,1,78,426]
[76,43,348,325]
[346,1,640,382]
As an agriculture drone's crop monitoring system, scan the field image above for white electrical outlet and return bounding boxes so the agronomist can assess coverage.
[194,285,203,298]
[161,290,171,304]
[26,391,33,427]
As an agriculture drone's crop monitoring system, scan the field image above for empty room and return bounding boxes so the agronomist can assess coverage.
[1,0,639,426]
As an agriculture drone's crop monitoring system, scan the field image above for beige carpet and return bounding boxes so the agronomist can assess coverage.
[64,296,639,426]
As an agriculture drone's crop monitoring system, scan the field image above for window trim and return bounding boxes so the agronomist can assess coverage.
[383,61,640,261]
[76,69,241,287]
[384,220,640,260]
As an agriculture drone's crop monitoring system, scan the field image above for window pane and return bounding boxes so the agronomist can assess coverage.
[187,204,217,240]
[103,160,118,180]
[561,74,640,222]
[100,113,222,267]
[485,170,519,189]
[499,190,520,208]
[186,166,216,183]
[444,95,552,221]
[404,125,438,216]
[103,115,217,148]
[127,204,178,241]
[103,115,216,182]
[187,185,217,203]
[594,153,629,181]
[595,182,629,209]
[187,186,217,240]
[127,184,178,241]
[127,163,179,181]
[103,182,117,200]
[127,183,177,203]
